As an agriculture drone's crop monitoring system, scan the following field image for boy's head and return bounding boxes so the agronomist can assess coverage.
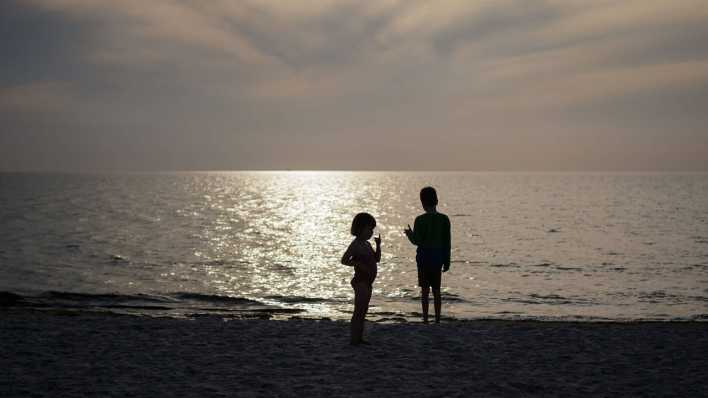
[351,212,376,239]
[420,186,438,208]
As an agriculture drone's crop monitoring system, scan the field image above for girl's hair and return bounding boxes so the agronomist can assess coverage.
[420,186,438,207]
[350,212,376,237]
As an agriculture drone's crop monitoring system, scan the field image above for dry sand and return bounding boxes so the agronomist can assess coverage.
[1,310,707,397]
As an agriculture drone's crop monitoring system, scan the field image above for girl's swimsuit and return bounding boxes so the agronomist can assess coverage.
[350,240,377,286]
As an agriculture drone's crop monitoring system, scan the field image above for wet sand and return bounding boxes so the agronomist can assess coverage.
[1,310,707,397]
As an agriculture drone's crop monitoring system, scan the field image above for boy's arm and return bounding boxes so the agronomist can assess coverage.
[405,218,420,245]
[443,216,451,271]
[374,239,381,263]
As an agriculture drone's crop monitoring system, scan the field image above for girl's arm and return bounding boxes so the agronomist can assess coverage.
[341,241,360,267]
[342,242,373,278]
[374,235,381,263]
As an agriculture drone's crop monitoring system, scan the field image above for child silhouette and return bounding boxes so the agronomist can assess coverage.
[404,187,451,323]
[341,212,381,345]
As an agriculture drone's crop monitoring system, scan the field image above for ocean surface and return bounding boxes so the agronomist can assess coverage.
[1,171,707,321]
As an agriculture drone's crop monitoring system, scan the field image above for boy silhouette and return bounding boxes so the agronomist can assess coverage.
[404,187,451,323]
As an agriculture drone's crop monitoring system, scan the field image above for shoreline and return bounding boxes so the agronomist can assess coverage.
[2,309,707,397]
[3,291,707,323]
[5,305,708,324]
[3,303,708,324]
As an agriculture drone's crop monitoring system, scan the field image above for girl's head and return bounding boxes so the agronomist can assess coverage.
[420,186,438,208]
[350,212,376,240]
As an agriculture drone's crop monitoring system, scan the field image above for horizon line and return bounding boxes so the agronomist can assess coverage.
[2,169,708,174]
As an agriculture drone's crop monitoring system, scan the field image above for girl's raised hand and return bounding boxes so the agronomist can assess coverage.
[374,234,381,246]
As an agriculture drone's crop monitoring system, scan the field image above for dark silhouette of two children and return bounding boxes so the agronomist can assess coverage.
[341,186,451,345]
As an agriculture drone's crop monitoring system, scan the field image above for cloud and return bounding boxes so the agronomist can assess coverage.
[3,0,708,170]
[536,0,708,43]
[26,0,278,65]
[0,81,81,114]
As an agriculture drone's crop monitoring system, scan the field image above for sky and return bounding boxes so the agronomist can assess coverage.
[1,0,707,171]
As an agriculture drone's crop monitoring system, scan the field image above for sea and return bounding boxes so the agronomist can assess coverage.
[1,171,707,322]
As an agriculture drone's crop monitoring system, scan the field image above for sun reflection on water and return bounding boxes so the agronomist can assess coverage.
[185,172,396,314]
[243,172,363,301]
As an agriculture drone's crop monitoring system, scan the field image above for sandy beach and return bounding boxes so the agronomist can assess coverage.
[1,310,706,397]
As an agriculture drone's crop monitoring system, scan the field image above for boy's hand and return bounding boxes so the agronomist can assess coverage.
[404,224,413,237]
[374,234,381,246]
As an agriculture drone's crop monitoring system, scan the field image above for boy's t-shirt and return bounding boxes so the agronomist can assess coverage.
[410,212,451,266]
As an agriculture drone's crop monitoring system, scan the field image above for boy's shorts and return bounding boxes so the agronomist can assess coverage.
[416,248,445,290]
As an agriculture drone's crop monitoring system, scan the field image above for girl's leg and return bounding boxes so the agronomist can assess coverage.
[351,284,362,343]
[351,282,369,344]
[360,284,372,341]
[421,286,430,323]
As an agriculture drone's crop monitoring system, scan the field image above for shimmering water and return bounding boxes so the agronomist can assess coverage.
[1,172,707,321]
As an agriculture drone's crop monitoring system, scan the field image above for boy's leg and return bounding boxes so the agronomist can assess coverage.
[432,287,441,323]
[432,267,442,323]
[421,286,430,323]
[418,263,431,323]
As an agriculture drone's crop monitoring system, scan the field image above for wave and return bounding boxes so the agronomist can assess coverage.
[263,295,345,304]
[637,291,708,304]
[490,263,519,268]
[691,236,708,244]
[554,266,583,271]
[0,291,23,305]
[401,292,467,303]
[170,292,261,305]
[502,294,596,306]
[41,291,173,303]
[0,290,296,317]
